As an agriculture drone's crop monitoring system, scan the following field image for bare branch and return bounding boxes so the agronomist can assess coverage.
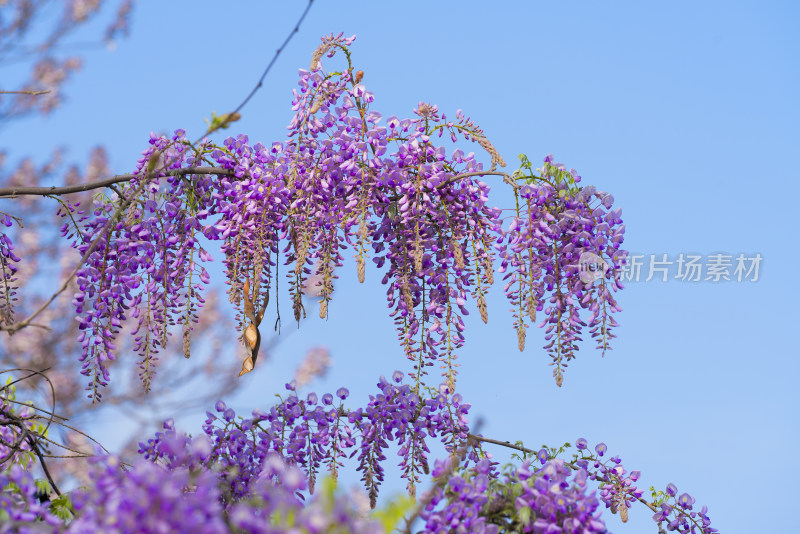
[0,90,51,96]
[224,0,315,124]
[0,167,235,198]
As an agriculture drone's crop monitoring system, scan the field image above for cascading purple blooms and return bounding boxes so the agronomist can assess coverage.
[0,214,20,325]
[418,457,608,534]
[497,156,627,386]
[70,131,215,400]
[66,33,627,399]
[0,381,717,533]
[569,439,717,534]
[139,370,473,509]
[11,440,384,534]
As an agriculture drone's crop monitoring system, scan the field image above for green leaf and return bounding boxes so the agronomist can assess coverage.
[518,506,532,528]
[372,493,415,532]
[49,492,75,521]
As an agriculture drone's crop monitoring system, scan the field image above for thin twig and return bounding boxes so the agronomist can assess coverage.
[214,0,315,132]
[26,435,62,496]
[0,173,152,334]
[0,90,51,96]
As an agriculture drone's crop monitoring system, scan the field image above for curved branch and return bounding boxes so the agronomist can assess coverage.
[0,90,51,96]
[0,167,236,198]
[468,433,659,515]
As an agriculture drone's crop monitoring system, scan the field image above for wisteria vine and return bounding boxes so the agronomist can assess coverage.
[1,370,716,533]
[23,33,629,402]
[0,32,718,534]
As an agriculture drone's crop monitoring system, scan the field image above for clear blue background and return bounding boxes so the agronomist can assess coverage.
[3,1,798,532]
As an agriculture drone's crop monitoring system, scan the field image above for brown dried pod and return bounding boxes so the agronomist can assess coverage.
[517,326,526,352]
[238,356,254,377]
[243,278,256,323]
[243,323,259,352]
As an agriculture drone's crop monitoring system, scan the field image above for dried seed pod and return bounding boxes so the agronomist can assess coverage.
[238,356,254,377]
[243,278,256,323]
[319,299,327,319]
[243,323,259,352]
[517,326,526,352]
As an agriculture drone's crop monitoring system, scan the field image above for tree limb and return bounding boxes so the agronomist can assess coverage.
[0,167,236,198]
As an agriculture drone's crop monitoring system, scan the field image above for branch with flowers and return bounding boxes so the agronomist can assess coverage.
[0,33,716,533]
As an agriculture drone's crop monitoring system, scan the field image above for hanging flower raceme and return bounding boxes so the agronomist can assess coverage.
[0,213,20,325]
[498,155,627,386]
[139,371,477,510]
[71,131,215,400]
[66,35,626,400]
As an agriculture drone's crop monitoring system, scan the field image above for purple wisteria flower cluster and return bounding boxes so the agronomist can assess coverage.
[139,370,473,509]
[0,213,20,325]
[0,465,64,532]
[571,438,717,534]
[1,443,384,533]
[63,34,626,401]
[0,393,34,477]
[418,452,607,534]
[1,371,717,533]
[0,32,724,534]
[498,156,627,386]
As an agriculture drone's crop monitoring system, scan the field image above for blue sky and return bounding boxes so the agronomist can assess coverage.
[4,1,799,532]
